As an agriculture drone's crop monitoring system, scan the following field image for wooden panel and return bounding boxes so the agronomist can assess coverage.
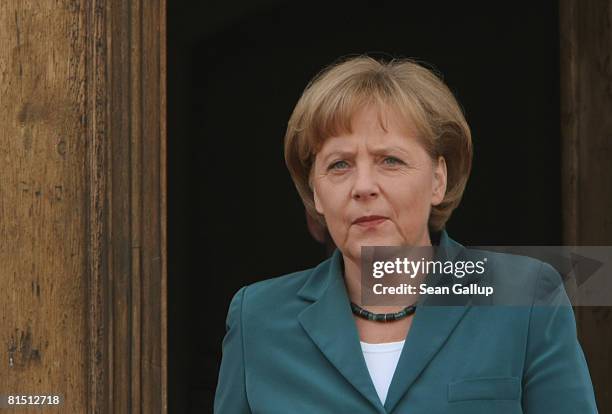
[0,0,166,412]
[0,1,89,412]
[560,0,612,411]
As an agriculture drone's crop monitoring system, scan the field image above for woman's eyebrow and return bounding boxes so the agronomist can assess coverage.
[369,145,412,156]
[321,150,355,163]
[320,145,413,164]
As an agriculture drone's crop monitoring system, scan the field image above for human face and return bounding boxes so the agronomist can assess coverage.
[311,105,447,263]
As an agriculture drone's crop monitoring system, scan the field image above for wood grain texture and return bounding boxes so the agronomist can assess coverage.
[560,0,612,411]
[0,1,89,412]
[139,0,166,412]
[104,0,167,412]
[0,0,166,412]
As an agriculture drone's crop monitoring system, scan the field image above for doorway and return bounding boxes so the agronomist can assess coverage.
[168,2,561,411]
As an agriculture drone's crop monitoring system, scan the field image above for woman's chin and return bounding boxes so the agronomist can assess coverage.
[345,236,398,258]
[354,233,399,247]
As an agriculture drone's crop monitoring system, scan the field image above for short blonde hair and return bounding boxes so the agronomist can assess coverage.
[284,55,472,232]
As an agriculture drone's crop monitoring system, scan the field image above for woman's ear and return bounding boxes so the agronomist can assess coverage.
[432,156,447,206]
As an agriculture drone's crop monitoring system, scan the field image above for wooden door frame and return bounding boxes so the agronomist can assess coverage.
[88,0,166,412]
[560,0,612,411]
[1,0,166,412]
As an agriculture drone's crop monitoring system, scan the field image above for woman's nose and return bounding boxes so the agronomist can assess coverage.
[350,165,379,200]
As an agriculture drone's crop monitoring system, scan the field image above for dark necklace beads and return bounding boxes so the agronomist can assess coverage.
[350,302,416,322]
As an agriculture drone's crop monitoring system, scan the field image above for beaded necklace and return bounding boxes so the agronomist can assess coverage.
[350,302,416,322]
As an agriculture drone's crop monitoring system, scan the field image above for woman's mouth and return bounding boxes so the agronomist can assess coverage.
[352,215,388,228]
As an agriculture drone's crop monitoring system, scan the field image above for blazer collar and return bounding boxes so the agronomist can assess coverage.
[297,230,472,413]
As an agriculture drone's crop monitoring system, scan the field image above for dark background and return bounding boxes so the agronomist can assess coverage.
[168,1,561,412]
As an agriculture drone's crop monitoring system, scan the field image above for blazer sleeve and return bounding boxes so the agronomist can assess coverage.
[214,285,252,414]
[521,262,598,413]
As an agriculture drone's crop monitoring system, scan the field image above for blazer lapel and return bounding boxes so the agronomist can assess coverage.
[297,249,387,414]
[384,232,473,413]
[382,305,470,412]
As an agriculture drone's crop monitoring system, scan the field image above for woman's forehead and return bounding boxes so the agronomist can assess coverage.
[323,100,410,131]
[316,107,420,149]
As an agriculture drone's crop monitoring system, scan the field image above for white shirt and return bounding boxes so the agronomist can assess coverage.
[360,339,406,405]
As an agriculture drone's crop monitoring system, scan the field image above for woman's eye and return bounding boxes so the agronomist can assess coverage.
[382,156,404,166]
[329,160,349,170]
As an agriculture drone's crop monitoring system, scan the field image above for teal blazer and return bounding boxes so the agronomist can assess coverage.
[214,231,597,413]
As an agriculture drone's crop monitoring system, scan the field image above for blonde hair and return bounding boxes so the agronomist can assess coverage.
[284,55,472,232]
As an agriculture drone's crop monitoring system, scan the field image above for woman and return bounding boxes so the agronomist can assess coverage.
[214,55,597,413]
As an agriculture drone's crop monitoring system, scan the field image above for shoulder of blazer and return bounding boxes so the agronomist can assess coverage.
[242,255,335,315]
